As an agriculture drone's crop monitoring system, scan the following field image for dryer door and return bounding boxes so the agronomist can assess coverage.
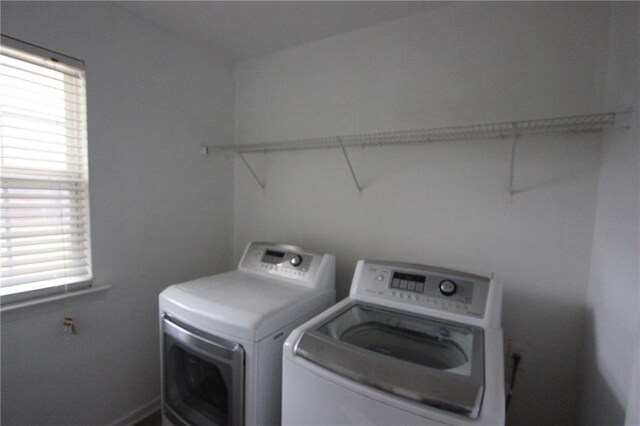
[162,316,244,426]
[294,303,484,418]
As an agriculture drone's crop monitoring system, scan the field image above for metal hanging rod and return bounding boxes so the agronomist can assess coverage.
[209,112,619,192]
[210,112,616,154]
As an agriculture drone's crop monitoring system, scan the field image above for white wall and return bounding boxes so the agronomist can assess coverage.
[1,2,235,425]
[579,3,640,425]
[233,3,610,425]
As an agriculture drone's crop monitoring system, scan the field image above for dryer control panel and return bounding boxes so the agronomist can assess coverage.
[352,260,490,319]
[239,242,325,286]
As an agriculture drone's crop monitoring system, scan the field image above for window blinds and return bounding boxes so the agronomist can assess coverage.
[1,40,92,300]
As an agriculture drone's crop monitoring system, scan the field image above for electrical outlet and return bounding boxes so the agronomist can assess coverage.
[63,317,76,334]
[504,338,526,371]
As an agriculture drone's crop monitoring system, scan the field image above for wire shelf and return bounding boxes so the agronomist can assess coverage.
[209,112,619,193]
[212,112,616,154]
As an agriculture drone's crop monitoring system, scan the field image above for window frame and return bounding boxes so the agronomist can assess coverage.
[0,35,92,306]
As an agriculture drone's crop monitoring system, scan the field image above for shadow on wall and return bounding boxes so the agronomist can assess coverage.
[501,288,588,426]
[578,311,626,425]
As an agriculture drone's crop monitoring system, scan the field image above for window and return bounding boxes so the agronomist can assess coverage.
[1,35,91,304]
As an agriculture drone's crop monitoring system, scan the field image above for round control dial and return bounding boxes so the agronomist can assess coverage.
[439,279,457,296]
[290,255,303,267]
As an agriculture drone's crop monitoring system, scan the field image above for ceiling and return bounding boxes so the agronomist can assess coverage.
[116,1,443,63]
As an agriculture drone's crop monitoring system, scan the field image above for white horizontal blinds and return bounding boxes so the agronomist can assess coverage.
[1,42,92,297]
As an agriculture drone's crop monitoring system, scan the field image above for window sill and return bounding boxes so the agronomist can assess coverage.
[0,285,112,313]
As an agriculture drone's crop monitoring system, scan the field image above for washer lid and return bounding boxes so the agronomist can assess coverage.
[294,303,485,418]
[160,271,330,341]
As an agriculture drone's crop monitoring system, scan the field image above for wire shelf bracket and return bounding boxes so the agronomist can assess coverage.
[338,137,363,192]
[238,152,265,190]
[210,112,619,192]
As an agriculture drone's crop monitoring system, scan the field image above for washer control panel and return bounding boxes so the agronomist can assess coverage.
[239,242,318,283]
[355,261,490,318]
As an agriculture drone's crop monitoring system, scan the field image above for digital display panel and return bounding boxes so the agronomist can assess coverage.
[262,250,285,265]
[390,272,426,293]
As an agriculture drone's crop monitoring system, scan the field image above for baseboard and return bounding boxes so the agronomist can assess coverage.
[111,397,161,426]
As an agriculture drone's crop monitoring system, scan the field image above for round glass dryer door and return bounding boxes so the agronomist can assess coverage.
[165,344,231,423]
[163,317,244,426]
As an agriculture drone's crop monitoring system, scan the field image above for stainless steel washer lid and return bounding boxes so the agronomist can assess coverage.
[293,303,485,418]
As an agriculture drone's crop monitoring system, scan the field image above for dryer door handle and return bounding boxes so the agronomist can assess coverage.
[163,316,243,365]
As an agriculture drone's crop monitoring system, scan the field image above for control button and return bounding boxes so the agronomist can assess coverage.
[439,280,457,296]
[290,255,303,267]
[438,328,451,339]
[376,274,385,281]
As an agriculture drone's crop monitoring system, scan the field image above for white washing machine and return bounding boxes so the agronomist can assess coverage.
[159,242,335,426]
[283,260,504,425]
